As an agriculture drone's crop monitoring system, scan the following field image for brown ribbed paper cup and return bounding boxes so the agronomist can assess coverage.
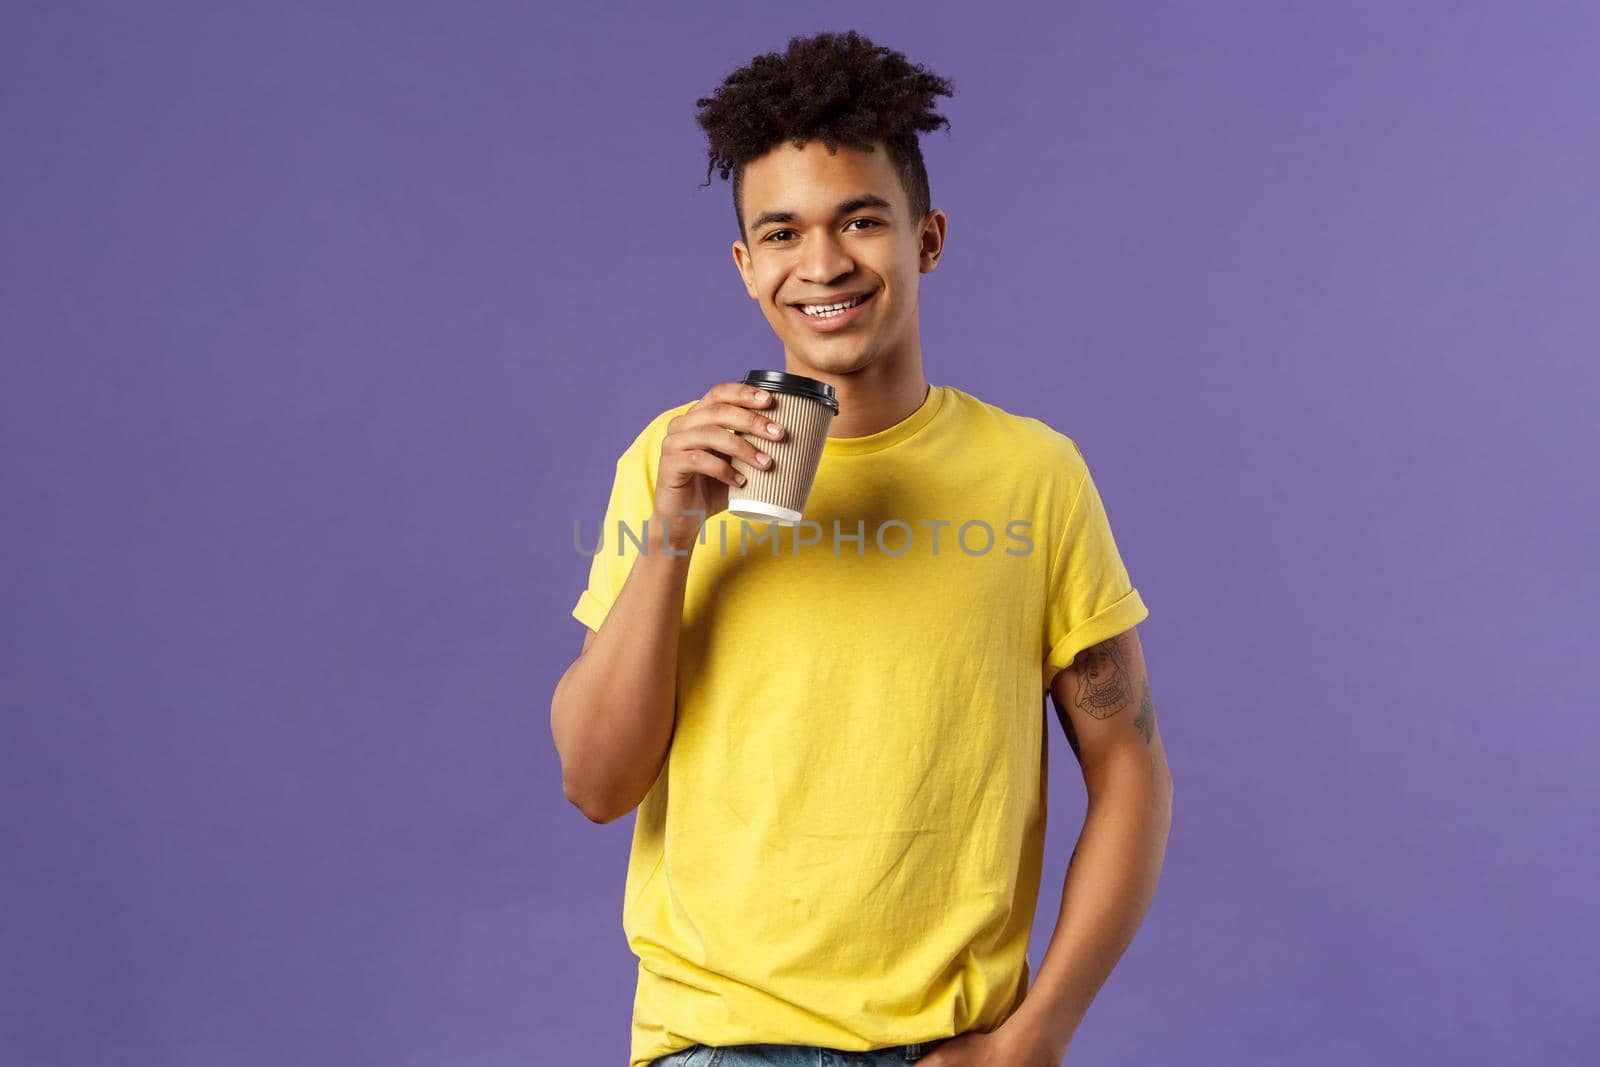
[726,370,838,526]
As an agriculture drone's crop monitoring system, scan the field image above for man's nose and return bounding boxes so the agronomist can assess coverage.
[797,230,854,284]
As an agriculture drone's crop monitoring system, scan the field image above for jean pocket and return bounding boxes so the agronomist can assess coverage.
[653,1044,712,1067]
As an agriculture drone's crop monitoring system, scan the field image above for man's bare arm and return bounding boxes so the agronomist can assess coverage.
[549,538,692,824]
[1004,626,1174,1059]
[550,382,785,824]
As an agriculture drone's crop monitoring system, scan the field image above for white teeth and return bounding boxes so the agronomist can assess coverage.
[801,293,869,316]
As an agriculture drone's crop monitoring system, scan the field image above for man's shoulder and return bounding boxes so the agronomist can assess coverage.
[613,398,698,464]
[943,385,1088,473]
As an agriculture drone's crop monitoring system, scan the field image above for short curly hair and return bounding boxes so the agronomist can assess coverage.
[694,30,956,243]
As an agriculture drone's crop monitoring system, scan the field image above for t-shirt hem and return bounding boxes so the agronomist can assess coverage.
[1042,586,1149,688]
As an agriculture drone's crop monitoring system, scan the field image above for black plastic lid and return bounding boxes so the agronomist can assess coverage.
[741,369,839,414]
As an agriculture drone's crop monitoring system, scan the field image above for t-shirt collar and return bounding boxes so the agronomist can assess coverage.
[822,383,946,458]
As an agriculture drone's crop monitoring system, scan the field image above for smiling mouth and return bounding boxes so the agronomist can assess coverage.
[792,290,877,318]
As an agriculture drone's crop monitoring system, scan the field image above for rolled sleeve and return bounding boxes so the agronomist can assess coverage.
[1041,444,1149,688]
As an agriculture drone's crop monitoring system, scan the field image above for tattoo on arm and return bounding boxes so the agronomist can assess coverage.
[1133,677,1155,744]
[1069,637,1158,744]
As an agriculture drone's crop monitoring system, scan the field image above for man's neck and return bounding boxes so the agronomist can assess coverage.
[782,358,930,440]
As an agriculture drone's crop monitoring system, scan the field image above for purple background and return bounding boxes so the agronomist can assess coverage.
[3,3,1594,1065]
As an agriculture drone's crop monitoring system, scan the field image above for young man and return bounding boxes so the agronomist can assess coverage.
[551,30,1173,1067]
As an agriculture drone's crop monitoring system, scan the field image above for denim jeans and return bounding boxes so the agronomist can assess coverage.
[649,1038,952,1066]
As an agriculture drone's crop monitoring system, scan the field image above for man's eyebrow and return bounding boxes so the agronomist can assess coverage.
[749,194,894,234]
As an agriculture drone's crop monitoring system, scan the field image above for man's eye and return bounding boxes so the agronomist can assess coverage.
[764,219,881,243]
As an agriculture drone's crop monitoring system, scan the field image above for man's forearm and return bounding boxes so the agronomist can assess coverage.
[1006,767,1174,1056]
[551,522,695,822]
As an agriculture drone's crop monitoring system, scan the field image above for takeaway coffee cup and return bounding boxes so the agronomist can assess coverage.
[726,369,839,526]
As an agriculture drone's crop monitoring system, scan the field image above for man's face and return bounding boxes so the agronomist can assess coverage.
[732,139,946,378]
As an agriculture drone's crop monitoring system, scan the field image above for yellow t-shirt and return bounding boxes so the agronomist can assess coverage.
[571,383,1149,1067]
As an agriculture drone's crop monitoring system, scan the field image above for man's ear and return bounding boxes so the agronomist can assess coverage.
[919,209,948,273]
[731,240,758,299]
